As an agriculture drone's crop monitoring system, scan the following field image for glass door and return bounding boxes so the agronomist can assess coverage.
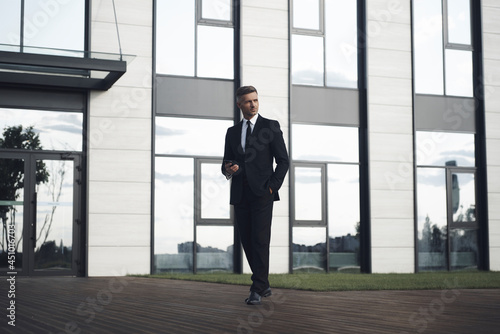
[447,169,478,271]
[0,152,82,276]
[0,156,25,274]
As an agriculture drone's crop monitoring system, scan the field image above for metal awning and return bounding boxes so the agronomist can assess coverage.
[0,45,132,91]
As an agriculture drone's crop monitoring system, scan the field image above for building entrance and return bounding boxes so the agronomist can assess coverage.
[0,152,83,276]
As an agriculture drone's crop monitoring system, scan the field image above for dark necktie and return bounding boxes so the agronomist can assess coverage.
[245,120,251,151]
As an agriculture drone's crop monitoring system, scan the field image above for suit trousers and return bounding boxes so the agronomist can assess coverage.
[234,181,274,294]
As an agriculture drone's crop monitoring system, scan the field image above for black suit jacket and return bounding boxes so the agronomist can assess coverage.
[222,115,289,205]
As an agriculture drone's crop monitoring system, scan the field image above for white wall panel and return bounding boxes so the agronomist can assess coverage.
[88,247,150,276]
[271,216,290,247]
[483,33,500,61]
[370,161,414,191]
[91,0,153,26]
[370,190,414,219]
[88,149,151,183]
[241,67,289,98]
[89,181,151,215]
[368,105,412,134]
[88,213,150,247]
[366,0,411,24]
[366,21,411,52]
[367,0,413,273]
[368,49,412,79]
[88,117,151,151]
[242,36,288,69]
[241,7,288,40]
[87,88,152,119]
[369,133,413,162]
[371,247,414,273]
[270,246,289,274]
[368,76,412,107]
[371,218,414,248]
[88,0,152,276]
[482,6,500,33]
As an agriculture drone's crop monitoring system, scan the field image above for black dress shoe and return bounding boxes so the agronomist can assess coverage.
[261,287,272,298]
[245,291,262,305]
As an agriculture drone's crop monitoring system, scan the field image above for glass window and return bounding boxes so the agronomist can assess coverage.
[292,124,359,163]
[0,1,21,50]
[156,0,195,76]
[445,49,473,97]
[292,35,324,86]
[325,0,357,88]
[0,108,83,152]
[292,226,327,272]
[451,173,475,223]
[196,225,233,272]
[201,0,231,21]
[154,157,194,272]
[450,228,477,270]
[23,0,85,56]
[413,0,444,95]
[155,117,232,156]
[416,131,474,167]
[1,0,85,55]
[0,158,24,270]
[294,166,323,221]
[200,162,230,220]
[293,0,321,30]
[328,164,359,272]
[197,25,233,79]
[417,168,447,271]
[446,0,471,45]
[156,0,234,79]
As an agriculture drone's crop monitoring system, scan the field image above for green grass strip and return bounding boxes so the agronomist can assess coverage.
[133,271,500,291]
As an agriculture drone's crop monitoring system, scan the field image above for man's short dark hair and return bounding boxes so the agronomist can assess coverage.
[236,86,258,103]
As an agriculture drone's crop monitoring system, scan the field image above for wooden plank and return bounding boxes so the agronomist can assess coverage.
[1,277,498,333]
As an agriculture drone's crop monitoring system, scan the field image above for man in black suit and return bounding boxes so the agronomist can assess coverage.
[222,86,289,305]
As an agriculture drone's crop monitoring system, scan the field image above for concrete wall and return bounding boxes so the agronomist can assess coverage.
[87,0,152,276]
[482,0,500,270]
[366,0,415,273]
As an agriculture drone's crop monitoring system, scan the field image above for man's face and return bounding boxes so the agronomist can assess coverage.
[237,92,259,120]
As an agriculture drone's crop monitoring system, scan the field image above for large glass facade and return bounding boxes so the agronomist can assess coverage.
[154,116,233,273]
[154,0,236,274]
[290,0,361,273]
[156,0,234,79]
[291,0,358,88]
[413,0,481,272]
[0,0,85,56]
[416,131,478,271]
[414,0,473,97]
[291,125,360,273]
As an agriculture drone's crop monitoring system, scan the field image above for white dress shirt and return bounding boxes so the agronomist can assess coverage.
[241,113,258,152]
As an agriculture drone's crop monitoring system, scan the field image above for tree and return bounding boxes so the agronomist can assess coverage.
[0,125,49,257]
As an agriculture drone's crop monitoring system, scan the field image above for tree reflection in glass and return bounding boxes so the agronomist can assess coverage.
[0,126,49,270]
[417,168,447,271]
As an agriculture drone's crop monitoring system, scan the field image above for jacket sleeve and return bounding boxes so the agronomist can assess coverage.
[268,120,289,192]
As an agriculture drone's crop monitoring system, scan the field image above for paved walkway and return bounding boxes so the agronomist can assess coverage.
[1,276,499,333]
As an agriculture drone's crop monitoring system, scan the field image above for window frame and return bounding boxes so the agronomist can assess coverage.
[195,158,233,226]
[291,162,327,226]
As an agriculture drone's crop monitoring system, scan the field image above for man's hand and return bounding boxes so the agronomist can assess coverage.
[225,162,239,176]
[269,187,273,194]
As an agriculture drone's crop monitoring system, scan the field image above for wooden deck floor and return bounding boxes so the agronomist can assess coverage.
[1,276,499,333]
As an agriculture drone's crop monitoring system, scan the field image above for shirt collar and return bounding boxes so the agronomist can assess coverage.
[244,113,259,126]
